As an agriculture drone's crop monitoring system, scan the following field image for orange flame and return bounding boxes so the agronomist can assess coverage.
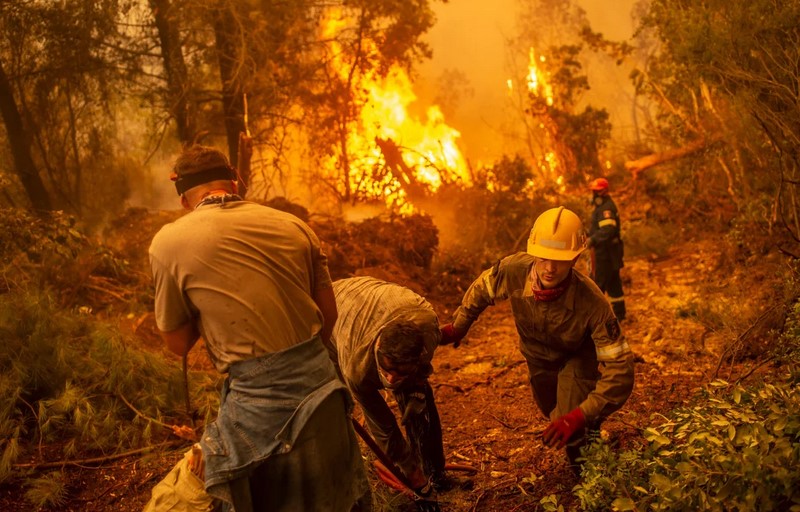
[321,9,470,213]
[504,48,564,187]
[526,48,554,107]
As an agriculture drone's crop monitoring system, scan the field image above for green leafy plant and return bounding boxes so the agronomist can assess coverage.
[0,209,86,264]
[774,296,800,371]
[0,290,221,486]
[540,493,565,512]
[575,378,800,511]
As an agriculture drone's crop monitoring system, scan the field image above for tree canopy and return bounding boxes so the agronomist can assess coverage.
[629,0,800,251]
[0,0,444,219]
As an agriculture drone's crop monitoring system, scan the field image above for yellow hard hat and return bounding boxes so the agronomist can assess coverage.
[526,206,586,261]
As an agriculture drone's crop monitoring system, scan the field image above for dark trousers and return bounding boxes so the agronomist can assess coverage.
[228,392,371,512]
[394,380,445,479]
[592,256,626,321]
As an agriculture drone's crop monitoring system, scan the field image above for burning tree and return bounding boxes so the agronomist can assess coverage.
[507,0,614,187]
[519,45,613,187]
[304,6,471,214]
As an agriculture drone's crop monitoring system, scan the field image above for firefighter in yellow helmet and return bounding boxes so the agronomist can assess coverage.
[587,178,626,321]
[440,207,635,470]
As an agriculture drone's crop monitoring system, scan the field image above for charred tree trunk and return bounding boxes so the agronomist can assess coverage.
[375,137,428,203]
[338,116,352,204]
[0,59,51,210]
[64,82,83,214]
[213,6,248,192]
[151,0,195,145]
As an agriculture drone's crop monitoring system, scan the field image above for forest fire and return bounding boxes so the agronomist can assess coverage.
[525,48,554,107]
[321,10,471,213]
[526,48,562,185]
[5,2,800,511]
[507,47,564,186]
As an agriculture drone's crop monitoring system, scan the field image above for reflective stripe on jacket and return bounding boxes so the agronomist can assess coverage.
[589,196,623,266]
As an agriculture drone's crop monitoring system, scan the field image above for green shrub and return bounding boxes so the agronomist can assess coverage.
[0,209,86,264]
[774,297,800,373]
[24,471,67,509]
[576,378,800,511]
[0,291,221,483]
[0,208,150,313]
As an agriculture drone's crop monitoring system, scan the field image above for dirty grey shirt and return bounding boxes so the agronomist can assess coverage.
[331,276,440,476]
[149,201,332,373]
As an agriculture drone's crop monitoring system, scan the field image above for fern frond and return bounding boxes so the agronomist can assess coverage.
[24,471,67,509]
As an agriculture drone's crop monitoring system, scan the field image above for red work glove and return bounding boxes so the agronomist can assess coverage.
[439,323,466,348]
[542,407,586,449]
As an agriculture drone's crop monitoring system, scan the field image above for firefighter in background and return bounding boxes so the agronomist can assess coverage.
[587,178,626,321]
[440,207,635,469]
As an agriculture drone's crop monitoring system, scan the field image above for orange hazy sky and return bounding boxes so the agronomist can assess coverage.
[416,0,639,165]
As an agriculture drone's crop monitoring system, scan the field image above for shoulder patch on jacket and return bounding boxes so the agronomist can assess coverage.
[605,318,621,340]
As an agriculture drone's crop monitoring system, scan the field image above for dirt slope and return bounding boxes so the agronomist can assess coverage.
[0,229,784,512]
[415,242,738,511]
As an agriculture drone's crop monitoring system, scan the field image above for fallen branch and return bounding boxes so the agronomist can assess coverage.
[471,491,486,512]
[12,441,182,469]
[375,136,429,202]
[446,463,478,473]
[625,134,723,178]
[608,417,644,434]
[86,275,133,302]
[117,393,198,442]
[712,304,779,380]
[735,356,776,385]
[450,451,475,463]
[83,283,129,303]
[486,412,526,431]
[434,382,466,393]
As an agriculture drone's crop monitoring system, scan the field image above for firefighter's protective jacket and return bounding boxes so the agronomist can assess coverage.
[588,195,624,270]
[452,253,634,421]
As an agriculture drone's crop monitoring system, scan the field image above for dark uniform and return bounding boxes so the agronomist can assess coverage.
[588,194,626,321]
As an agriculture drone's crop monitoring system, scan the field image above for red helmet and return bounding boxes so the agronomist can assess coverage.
[590,178,609,192]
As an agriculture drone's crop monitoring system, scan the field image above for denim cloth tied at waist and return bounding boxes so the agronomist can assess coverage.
[200,336,349,492]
